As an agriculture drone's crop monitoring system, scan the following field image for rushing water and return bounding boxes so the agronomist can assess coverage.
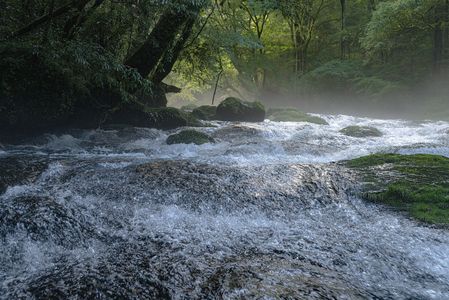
[1,114,449,299]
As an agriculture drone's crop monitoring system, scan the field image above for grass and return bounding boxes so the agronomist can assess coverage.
[346,154,449,225]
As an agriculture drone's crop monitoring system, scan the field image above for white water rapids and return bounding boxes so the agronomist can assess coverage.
[1,114,449,299]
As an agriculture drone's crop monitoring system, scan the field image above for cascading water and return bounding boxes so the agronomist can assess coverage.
[1,114,449,299]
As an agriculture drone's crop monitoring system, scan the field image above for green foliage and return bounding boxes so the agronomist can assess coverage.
[1,0,448,124]
[362,0,436,55]
[347,153,449,225]
[166,129,215,145]
[300,60,363,94]
[0,40,153,129]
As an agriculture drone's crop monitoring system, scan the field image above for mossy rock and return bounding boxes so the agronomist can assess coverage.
[340,126,382,138]
[216,97,265,122]
[266,108,328,125]
[180,104,198,112]
[166,130,215,145]
[346,153,449,225]
[192,105,217,120]
[108,106,202,130]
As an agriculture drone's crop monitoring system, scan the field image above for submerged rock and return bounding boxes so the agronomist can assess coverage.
[0,156,48,194]
[192,105,217,120]
[216,97,265,122]
[267,108,328,125]
[0,195,94,247]
[340,126,383,137]
[166,130,215,145]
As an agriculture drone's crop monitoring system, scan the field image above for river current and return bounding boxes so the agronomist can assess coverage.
[1,114,449,299]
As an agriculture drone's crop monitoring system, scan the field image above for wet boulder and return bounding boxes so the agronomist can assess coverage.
[107,106,201,130]
[192,105,217,120]
[340,126,383,138]
[216,97,265,122]
[166,130,215,145]
[267,108,328,125]
[180,103,198,112]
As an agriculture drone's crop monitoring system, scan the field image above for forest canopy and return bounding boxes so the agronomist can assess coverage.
[1,0,449,131]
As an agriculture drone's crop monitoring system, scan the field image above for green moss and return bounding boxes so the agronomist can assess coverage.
[340,126,383,137]
[166,130,215,145]
[191,105,217,120]
[346,154,449,225]
[266,108,328,125]
[347,153,449,169]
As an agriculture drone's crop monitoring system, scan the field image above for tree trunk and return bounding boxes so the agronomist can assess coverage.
[340,0,347,59]
[41,0,55,44]
[151,16,197,83]
[10,0,91,39]
[433,2,446,75]
[63,0,105,39]
[367,0,376,12]
[125,7,195,78]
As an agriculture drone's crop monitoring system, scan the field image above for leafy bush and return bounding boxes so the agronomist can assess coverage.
[0,40,154,130]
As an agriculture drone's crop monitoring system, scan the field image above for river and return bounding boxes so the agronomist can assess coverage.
[1,114,449,299]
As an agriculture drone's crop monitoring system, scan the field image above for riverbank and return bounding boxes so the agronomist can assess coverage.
[346,154,449,226]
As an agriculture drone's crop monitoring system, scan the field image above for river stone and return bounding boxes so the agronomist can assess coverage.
[267,108,328,125]
[340,126,383,138]
[180,103,198,112]
[166,130,215,145]
[192,105,217,120]
[216,97,265,122]
[107,106,201,130]
[212,124,262,141]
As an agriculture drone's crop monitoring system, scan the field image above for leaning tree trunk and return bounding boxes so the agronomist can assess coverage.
[63,0,106,39]
[10,0,91,39]
[125,7,196,78]
[151,16,197,84]
[433,2,446,76]
[125,5,201,107]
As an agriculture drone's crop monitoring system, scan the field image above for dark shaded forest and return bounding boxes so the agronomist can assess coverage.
[1,0,449,134]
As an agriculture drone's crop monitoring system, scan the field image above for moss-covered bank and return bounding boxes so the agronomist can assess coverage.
[346,154,449,225]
